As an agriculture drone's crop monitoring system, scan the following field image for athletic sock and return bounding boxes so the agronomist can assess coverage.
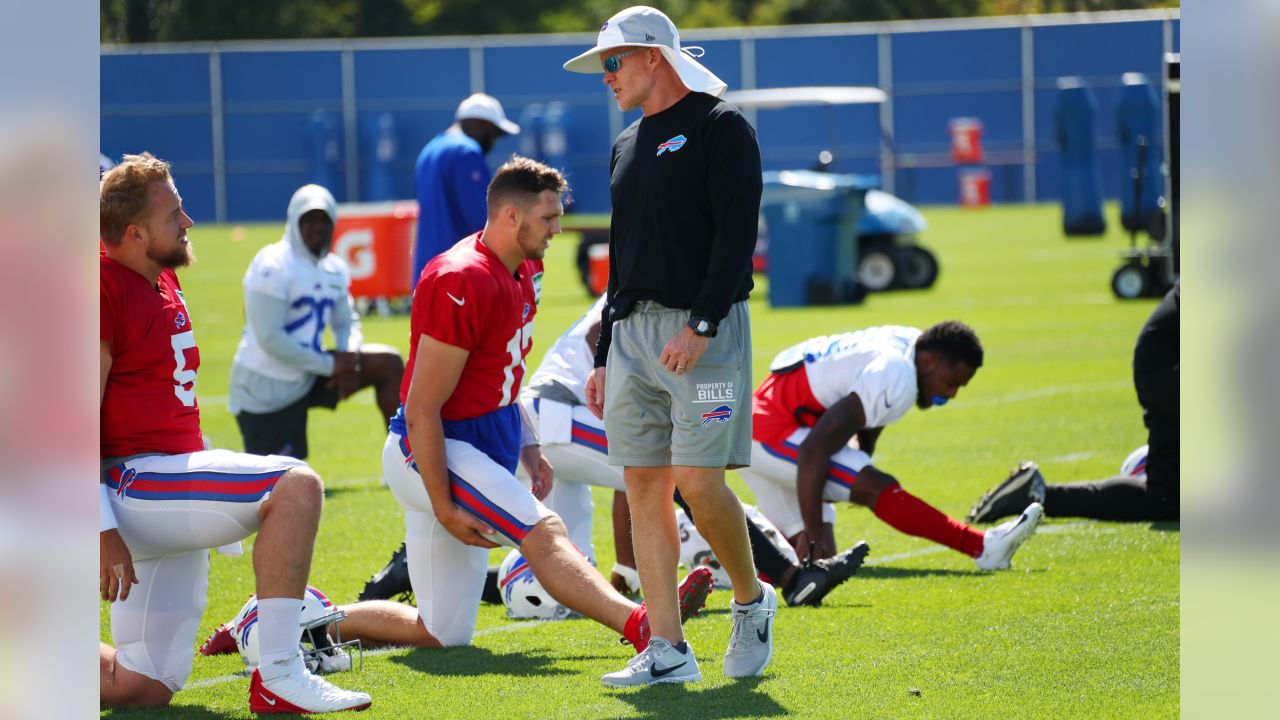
[674,641,688,654]
[623,604,649,652]
[255,597,306,682]
[873,486,986,558]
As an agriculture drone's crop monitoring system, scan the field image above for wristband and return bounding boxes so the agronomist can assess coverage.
[100,484,118,533]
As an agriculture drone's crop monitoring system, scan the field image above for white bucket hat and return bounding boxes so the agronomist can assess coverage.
[456,93,521,135]
[562,6,727,98]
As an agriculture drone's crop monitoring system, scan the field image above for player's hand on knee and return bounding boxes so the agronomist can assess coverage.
[100,529,139,602]
[441,506,499,549]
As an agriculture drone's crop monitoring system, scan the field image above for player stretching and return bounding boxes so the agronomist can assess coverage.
[739,322,1044,570]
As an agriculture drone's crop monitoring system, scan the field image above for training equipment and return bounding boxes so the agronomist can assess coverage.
[723,581,777,678]
[975,502,1044,571]
[497,549,573,621]
[233,586,361,674]
[248,668,372,714]
[785,540,871,607]
[601,637,702,687]
[1121,445,1149,478]
[967,461,1047,524]
[677,504,797,589]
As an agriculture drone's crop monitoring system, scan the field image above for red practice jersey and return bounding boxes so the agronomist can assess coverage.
[400,233,543,420]
[100,257,204,458]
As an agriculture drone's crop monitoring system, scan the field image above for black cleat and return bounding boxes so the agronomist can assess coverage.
[784,541,871,607]
[358,542,413,603]
[967,461,1047,524]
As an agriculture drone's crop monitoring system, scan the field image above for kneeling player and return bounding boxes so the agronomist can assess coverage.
[99,153,370,714]
[739,322,1043,571]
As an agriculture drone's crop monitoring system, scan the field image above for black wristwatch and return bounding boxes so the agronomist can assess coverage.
[687,315,718,337]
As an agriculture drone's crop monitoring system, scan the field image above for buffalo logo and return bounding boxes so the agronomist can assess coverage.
[601,21,609,31]
[700,404,733,428]
[656,135,687,156]
[116,467,137,497]
[645,33,656,42]
[522,302,532,321]
[174,311,186,329]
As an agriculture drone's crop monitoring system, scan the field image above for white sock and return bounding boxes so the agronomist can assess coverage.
[256,597,306,682]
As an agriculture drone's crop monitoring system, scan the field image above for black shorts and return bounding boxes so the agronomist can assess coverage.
[235,377,340,460]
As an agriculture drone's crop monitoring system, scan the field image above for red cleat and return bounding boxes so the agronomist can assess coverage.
[622,566,715,653]
[198,623,237,656]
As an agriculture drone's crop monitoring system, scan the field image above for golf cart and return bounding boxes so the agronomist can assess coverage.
[723,86,939,293]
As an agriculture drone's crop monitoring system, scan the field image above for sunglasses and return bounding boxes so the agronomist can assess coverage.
[601,50,636,73]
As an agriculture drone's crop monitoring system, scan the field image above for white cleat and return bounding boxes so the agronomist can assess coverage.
[601,637,702,687]
[250,668,371,714]
[975,502,1044,571]
[723,581,776,678]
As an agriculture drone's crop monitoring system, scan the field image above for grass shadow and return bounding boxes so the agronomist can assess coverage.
[389,644,573,678]
[1148,521,1180,532]
[608,676,787,719]
[102,704,233,719]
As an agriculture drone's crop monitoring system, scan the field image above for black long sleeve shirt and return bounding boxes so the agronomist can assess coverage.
[594,91,762,367]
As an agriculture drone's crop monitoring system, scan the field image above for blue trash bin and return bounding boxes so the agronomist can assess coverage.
[761,170,867,308]
[1055,78,1106,236]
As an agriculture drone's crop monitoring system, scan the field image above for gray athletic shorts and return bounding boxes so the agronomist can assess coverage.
[604,300,752,468]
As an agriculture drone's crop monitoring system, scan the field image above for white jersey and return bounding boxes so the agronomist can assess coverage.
[525,295,606,405]
[233,240,352,382]
[769,325,921,429]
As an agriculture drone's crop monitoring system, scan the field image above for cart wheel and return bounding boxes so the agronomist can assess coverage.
[1111,262,1149,299]
[894,246,939,289]
[858,249,896,292]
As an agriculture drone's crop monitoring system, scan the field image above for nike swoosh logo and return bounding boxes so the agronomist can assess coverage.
[757,622,770,643]
[883,396,892,409]
[258,692,277,706]
[651,661,687,678]
[446,292,465,306]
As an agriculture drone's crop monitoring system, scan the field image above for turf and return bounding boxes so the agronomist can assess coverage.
[101,201,1177,718]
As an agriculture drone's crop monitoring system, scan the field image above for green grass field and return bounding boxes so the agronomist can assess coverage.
[101,202,1177,718]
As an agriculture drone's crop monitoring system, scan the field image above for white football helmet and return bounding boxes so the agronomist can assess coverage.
[497,549,573,620]
[232,585,361,674]
[1121,444,1149,478]
[677,503,797,590]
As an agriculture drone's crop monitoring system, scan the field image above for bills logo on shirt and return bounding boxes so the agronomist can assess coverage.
[700,404,733,428]
[174,311,186,329]
[657,135,687,156]
[522,303,531,321]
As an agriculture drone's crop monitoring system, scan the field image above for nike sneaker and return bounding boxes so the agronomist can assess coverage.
[722,581,776,678]
[784,541,871,607]
[967,461,1046,524]
[198,623,237,656]
[975,502,1044,571]
[601,637,701,687]
[357,543,412,603]
[249,668,371,714]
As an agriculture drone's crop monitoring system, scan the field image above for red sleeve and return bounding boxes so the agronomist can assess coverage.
[99,262,122,353]
[416,267,484,351]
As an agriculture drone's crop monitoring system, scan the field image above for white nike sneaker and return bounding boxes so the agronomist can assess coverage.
[250,668,372,714]
[975,502,1044,571]
[601,637,702,687]
[723,581,776,678]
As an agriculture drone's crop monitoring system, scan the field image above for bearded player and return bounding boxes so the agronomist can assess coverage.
[99,153,370,714]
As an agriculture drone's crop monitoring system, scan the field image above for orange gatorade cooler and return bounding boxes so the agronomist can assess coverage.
[948,117,985,164]
[587,242,610,296]
[959,168,992,208]
[332,201,417,300]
